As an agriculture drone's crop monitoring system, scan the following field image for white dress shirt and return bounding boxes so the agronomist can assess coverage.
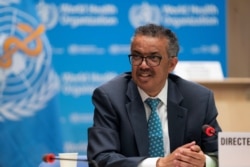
[138,81,170,156]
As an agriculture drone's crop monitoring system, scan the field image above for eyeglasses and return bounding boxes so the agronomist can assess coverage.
[128,54,162,67]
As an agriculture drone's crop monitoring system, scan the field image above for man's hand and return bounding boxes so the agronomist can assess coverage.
[156,141,206,167]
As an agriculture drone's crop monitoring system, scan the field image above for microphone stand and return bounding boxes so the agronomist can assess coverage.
[43,154,98,167]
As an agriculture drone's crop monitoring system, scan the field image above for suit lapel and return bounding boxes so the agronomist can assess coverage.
[126,80,149,156]
[167,78,188,152]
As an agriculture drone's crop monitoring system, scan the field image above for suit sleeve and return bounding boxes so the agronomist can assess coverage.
[87,87,146,167]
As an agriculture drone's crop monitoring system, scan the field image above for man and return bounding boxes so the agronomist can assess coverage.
[87,23,221,167]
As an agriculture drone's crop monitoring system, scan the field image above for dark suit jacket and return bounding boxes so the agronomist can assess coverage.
[87,72,221,167]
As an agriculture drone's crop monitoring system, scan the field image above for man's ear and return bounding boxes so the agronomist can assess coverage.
[168,57,178,72]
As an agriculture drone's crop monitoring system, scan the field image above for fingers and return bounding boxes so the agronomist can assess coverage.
[173,144,205,167]
[159,143,205,167]
[181,141,196,148]
[190,145,201,152]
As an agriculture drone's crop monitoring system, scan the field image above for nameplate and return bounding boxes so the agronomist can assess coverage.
[219,132,250,167]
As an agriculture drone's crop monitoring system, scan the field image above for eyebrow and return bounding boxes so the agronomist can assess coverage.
[131,51,159,55]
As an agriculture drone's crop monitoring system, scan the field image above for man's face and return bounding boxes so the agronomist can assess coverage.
[130,35,177,97]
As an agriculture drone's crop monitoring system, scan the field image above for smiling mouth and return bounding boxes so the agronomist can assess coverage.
[137,72,152,82]
[140,73,151,77]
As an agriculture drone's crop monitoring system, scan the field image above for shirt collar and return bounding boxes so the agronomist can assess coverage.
[137,80,168,105]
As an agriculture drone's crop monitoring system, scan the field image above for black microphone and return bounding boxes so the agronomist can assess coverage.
[42,153,98,167]
[202,124,217,137]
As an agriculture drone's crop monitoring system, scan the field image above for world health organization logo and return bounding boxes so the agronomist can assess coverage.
[129,2,162,28]
[0,7,60,122]
[36,1,59,30]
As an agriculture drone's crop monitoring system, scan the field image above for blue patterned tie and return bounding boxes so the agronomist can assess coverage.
[145,98,164,157]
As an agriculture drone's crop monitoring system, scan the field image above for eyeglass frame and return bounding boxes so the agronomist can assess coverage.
[128,54,163,67]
